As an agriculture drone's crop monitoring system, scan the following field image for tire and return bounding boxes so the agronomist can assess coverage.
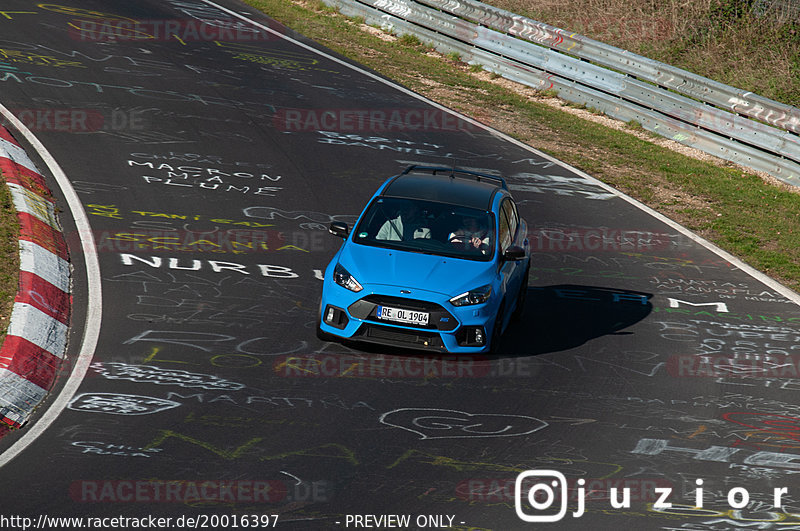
[488,306,505,356]
[316,324,336,342]
[511,266,530,322]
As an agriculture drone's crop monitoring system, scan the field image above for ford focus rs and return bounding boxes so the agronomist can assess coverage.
[317,165,530,354]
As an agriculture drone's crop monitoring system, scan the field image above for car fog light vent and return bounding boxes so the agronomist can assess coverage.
[474,328,484,345]
[326,308,335,323]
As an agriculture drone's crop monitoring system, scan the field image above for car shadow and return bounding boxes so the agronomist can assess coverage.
[499,284,653,357]
[334,284,651,361]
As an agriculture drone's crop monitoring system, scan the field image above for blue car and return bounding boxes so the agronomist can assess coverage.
[317,165,530,354]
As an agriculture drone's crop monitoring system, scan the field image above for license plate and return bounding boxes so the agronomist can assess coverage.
[376,305,429,326]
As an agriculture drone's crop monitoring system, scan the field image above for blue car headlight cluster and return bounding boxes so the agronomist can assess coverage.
[449,285,492,307]
[333,263,363,292]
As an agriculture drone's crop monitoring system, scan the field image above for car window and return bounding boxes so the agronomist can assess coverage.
[353,197,494,261]
[501,198,518,241]
[498,203,511,252]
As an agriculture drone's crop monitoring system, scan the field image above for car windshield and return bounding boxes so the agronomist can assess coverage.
[352,197,495,261]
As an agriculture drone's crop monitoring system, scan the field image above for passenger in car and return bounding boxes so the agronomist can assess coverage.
[376,203,431,240]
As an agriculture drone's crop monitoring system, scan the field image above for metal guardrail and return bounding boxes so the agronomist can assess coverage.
[322,0,800,186]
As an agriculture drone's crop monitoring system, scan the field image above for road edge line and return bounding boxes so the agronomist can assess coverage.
[0,106,102,467]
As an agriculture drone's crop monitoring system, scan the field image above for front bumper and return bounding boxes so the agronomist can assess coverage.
[319,285,495,353]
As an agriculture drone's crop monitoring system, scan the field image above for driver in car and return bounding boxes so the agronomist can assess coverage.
[449,216,491,254]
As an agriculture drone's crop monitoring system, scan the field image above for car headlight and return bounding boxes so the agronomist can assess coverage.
[449,285,492,306]
[333,263,363,292]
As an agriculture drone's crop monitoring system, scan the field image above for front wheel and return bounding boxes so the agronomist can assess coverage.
[488,306,505,356]
[511,266,530,322]
[316,325,336,342]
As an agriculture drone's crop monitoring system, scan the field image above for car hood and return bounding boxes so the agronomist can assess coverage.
[339,243,493,296]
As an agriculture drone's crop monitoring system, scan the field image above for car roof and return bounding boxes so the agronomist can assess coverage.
[381,166,507,210]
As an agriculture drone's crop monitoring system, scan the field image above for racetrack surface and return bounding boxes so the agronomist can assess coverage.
[0,1,799,529]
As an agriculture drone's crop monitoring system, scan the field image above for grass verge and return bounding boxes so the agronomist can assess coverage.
[0,171,19,342]
[252,0,800,291]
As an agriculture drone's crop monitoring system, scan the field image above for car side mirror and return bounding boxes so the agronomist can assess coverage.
[329,221,349,238]
[503,246,525,261]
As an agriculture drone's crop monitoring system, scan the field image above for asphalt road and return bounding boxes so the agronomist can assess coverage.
[1,1,799,529]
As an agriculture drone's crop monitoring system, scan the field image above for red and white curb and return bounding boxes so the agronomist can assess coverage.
[0,126,70,428]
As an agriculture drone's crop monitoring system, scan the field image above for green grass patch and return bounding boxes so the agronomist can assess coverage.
[0,171,19,342]
[398,33,422,47]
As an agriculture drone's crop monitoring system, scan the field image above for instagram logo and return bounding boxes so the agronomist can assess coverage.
[515,468,790,523]
[515,470,571,522]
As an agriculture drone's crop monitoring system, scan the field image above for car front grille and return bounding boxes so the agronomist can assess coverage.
[355,324,445,351]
